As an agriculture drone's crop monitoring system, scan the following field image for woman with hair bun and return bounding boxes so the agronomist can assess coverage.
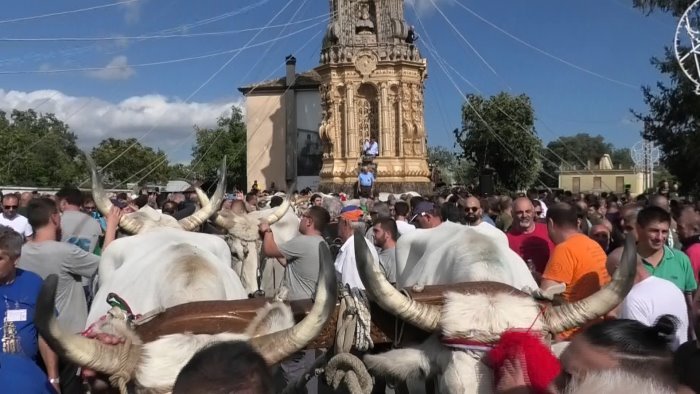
[557,315,679,389]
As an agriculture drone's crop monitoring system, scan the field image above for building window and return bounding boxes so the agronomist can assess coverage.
[572,177,580,193]
[616,176,624,193]
[593,177,602,190]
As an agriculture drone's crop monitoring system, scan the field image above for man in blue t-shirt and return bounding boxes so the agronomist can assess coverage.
[358,166,375,198]
[0,225,59,392]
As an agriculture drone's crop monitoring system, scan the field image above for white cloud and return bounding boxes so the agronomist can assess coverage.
[406,0,454,16]
[121,1,143,24]
[87,56,135,80]
[38,63,52,72]
[0,88,243,162]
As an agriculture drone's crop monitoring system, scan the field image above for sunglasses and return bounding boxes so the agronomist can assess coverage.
[3,205,18,210]
[465,207,479,212]
[84,206,96,210]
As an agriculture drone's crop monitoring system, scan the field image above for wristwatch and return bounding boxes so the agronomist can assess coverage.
[49,377,60,384]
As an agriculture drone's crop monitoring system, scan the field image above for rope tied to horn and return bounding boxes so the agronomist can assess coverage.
[335,284,373,354]
[324,353,373,394]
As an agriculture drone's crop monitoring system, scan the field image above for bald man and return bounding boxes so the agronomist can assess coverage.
[506,197,554,277]
[462,196,484,226]
[607,205,643,276]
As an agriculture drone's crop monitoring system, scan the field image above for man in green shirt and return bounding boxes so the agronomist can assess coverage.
[637,206,697,339]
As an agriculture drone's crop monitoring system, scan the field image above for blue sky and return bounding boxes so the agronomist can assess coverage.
[0,0,677,162]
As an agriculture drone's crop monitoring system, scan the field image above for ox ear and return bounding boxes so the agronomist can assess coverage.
[364,346,433,382]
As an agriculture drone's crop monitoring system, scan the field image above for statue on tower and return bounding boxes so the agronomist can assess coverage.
[355,1,375,35]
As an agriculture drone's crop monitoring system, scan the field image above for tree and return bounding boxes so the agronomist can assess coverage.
[455,92,543,191]
[631,0,700,194]
[191,106,246,191]
[0,109,84,187]
[427,145,474,186]
[538,133,635,186]
[91,138,170,186]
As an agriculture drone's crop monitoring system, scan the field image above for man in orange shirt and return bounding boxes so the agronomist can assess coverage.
[540,203,611,339]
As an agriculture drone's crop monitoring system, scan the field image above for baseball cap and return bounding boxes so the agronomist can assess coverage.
[340,205,364,222]
[410,201,435,223]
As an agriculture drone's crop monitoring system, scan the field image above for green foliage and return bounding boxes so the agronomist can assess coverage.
[0,109,84,187]
[455,92,543,191]
[91,138,170,186]
[427,145,474,185]
[631,1,700,194]
[632,0,693,16]
[190,106,246,191]
[538,133,634,187]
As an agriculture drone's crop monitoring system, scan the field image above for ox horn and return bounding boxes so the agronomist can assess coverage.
[178,156,227,231]
[544,234,637,333]
[354,228,441,332]
[194,187,236,229]
[249,242,337,365]
[262,199,290,225]
[34,275,142,380]
[85,152,144,234]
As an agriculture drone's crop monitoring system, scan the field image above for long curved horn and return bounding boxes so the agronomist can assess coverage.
[34,275,142,376]
[545,235,637,333]
[354,228,441,332]
[249,242,337,365]
[193,186,237,229]
[263,200,290,225]
[84,152,143,234]
[178,156,227,231]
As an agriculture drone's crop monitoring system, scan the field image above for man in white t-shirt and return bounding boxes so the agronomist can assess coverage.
[334,206,379,289]
[0,194,32,239]
[620,261,689,350]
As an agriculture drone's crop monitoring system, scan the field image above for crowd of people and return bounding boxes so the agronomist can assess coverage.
[1,179,700,393]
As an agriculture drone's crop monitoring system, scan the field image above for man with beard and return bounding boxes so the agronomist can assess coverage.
[372,217,398,284]
[17,198,101,394]
[462,196,486,227]
[677,206,700,282]
[506,197,554,278]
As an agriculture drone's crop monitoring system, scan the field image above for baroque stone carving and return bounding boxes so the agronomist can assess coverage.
[317,0,431,194]
[354,50,378,79]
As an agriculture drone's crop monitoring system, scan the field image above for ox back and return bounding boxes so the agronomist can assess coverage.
[135,282,534,348]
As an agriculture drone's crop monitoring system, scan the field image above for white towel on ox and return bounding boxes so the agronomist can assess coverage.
[395,221,538,291]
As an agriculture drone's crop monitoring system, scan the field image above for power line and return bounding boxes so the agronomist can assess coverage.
[426,0,511,91]
[0,0,269,69]
[452,0,638,90]
[0,21,327,75]
[411,3,554,188]
[187,0,313,179]
[105,0,300,187]
[0,0,140,25]
[0,13,329,42]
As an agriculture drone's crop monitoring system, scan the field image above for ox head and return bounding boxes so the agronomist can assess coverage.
[354,229,637,391]
[35,242,337,388]
[196,187,292,294]
[86,152,226,234]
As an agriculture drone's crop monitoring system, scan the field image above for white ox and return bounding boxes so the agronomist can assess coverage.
[354,232,637,393]
[85,155,247,329]
[196,189,300,295]
[36,242,337,394]
[395,221,538,290]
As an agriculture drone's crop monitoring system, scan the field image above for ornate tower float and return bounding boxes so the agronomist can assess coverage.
[316,0,432,194]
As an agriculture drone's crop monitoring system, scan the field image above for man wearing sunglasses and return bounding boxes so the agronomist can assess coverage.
[0,194,32,240]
